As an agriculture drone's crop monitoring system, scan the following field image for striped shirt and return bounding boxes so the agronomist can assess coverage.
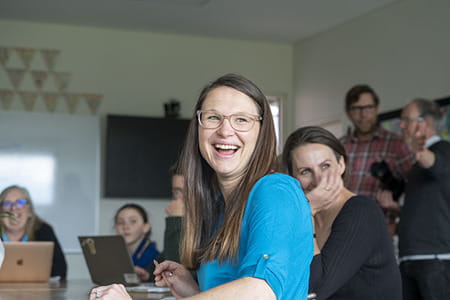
[340,127,414,201]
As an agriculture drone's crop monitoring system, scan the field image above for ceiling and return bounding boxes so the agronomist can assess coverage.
[0,0,398,43]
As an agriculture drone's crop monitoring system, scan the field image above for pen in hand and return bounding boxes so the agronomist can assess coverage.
[154,260,171,287]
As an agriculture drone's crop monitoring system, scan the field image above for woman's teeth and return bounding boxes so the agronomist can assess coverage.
[215,144,238,150]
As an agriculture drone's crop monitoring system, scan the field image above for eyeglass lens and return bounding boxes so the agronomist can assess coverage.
[2,199,28,210]
[198,111,259,132]
[350,105,376,113]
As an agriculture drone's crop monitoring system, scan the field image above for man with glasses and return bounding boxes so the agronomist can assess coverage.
[397,98,450,300]
[340,84,414,235]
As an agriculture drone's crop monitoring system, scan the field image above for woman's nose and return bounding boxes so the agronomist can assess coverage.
[216,118,235,136]
[311,174,322,188]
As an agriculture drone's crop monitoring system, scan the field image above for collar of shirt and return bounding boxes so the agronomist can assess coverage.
[425,135,441,148]
[348,126,385,142]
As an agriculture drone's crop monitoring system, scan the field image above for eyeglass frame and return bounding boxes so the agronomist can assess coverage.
[196,110,262,132]
[348,104,378,114]
[1,199,29,210]
[399,116,425,123]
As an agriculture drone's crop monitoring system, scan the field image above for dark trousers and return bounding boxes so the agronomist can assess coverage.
[400,260,450,300]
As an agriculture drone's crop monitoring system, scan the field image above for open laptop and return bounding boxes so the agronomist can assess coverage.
[0,241,54,282]
[78,235,170,293]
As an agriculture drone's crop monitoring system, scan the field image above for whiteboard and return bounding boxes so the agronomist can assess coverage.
[0,110,99,252]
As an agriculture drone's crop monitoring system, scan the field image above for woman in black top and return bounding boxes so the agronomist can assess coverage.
[281,126,401,300]
[0,185,67,280]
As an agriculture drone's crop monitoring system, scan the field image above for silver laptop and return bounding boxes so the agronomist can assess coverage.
[0,241,54,282]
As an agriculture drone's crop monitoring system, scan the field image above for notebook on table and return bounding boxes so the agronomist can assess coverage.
[0,241,54,282]
[78,235,170,293]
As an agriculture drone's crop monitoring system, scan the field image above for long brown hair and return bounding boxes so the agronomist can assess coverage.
[179,73,277,269]
[0,185,44,240]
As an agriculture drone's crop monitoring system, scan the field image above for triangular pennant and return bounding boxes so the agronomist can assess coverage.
[0,47,10,67]
[0,89,14,110]
[84,93,103,114]
[42,92,59,112]
[6,68,26,89]
[15,47,36,69]
[18,91,38,111]
[63,93,81,114]
[53,72,71,91]
[40,49,60,70]
[30,70,49,90]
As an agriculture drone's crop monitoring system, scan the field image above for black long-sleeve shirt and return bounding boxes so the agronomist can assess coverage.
[398,140,450,256]
[34,222,67,280]
[309,195,401,300]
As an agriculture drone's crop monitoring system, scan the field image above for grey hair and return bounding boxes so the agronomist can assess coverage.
[411,98,442,130]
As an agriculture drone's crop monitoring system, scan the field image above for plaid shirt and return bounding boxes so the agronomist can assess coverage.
[340,127,414,201]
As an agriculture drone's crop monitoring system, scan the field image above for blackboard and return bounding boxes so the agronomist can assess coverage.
[0,110,100,252]
[105,115,189,198]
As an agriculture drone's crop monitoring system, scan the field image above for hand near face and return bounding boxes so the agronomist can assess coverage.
[154,260,199,298]
[306,167,343,216]
[89,284,132,300]
[410,121,427,154]
[165,198,185,217]
[408,119,435,168]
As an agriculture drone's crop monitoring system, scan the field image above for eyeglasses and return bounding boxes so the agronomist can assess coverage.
[349,104,377,114]
[399,116,424,123]
[197,110,262,132]
[1,199,29,210]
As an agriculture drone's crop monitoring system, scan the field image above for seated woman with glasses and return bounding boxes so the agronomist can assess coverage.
[0,185,67,280]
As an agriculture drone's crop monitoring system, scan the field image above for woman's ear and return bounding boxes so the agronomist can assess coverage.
[338,156,346,176]
[143,223,151,235]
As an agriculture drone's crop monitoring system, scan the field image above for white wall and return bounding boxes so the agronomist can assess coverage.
[293,0,450,135]
[0,20,293,279]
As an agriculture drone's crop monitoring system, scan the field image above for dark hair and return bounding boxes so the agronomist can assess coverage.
[114,203,149,224]
[0,185,44,240]
[169,160,182,177]
[345,84,379,111]
[179,73,277,269]
[281,126,348,179]
[411,98,442,126]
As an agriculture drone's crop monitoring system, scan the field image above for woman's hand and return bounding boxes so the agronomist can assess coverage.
[306,167,343,216]
[89,284,132,300]
[154,260,199,298]
[134,265,150,282]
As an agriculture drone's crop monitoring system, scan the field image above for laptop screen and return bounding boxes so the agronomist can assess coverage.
[78,235,140,285]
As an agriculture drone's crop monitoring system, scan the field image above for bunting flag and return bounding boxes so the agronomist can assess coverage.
[31,70,49,90]
[6,68,26,89]
[84,93,103,114]
[42,92,59,112]
[53,71,71,91]
[40,49,60,70]
[63,93,81,114]
[0,47,10,67]
[0,89,14,110]
[18,91,38,111]
[15,47,36,69]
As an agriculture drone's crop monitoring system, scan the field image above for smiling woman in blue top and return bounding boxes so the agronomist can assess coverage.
[90,73,313,300]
